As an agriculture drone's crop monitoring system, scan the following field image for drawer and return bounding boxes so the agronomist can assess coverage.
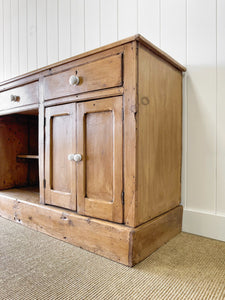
[0,82,39,111]
[44,53,123,100]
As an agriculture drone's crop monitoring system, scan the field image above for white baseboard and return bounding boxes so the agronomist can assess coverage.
[182,209,225,242]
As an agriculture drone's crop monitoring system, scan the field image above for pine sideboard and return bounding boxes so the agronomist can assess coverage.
[0,35,186,266]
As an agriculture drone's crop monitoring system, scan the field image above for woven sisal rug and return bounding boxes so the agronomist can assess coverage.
[0,217,224,299]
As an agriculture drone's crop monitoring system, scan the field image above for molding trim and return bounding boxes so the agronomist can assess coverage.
[182,209,225,242]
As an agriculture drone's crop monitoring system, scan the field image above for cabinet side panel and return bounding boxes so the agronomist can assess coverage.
[137,44,182,225]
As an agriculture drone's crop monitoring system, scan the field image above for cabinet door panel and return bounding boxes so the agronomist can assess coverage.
[86,111,113,201]
[77,97,123,223]
[45,103,76,210]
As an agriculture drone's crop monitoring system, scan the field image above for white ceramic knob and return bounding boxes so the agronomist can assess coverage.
[68,154,75,161]
[69,75,80,86]
[74,154,82,162]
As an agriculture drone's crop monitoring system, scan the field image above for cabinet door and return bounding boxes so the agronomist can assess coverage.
[45,103,76,210]
[77,97,123,223]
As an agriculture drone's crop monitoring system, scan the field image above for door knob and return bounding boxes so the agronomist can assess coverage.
[68,153,82,162]
[68,154,75,161]
[69,75,80,86]
[74,154,82,162]
[10,95,20,102]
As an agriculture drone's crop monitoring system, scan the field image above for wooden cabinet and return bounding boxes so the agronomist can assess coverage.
[0,35,186,266]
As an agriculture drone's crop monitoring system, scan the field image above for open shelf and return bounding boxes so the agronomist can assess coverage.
[0,186,39,204]
[0,110,40,202]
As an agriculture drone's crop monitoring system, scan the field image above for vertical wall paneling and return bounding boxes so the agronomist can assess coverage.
[100,0,117,46]
[71,0,85,56]
[138,0,160,47]
[118,0,137,40]
[85,0,100,51]
[58,0,71,60]
[47,0,58,65]
[11,0,19,78]
[19,0,27,75]
[3,0,11,79]
[37,0,47,68]
[217,0,225,215]
[0,0,225,240]
[0,0,3,81]
[27,0,37,72]
[161,0,186,65]
[187,0,217,212]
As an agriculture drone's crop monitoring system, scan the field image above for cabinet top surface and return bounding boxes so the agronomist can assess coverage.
[0,34,186,87]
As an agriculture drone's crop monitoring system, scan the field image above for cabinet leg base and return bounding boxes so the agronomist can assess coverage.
[129,205,183,266]
[0,194,182,266]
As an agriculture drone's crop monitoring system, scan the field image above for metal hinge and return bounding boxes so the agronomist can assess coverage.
[122,108,124,121]
[121,191,124,205]
[43,179,46,188]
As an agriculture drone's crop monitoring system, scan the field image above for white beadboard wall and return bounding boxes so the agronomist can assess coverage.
[0,0,225,241]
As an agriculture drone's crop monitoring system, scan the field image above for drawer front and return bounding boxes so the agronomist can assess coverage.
[0,82,39,111]
[44,53,123,100]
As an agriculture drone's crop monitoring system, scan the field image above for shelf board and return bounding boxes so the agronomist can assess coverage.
[17,155,39,159]
[0,186,39,204]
